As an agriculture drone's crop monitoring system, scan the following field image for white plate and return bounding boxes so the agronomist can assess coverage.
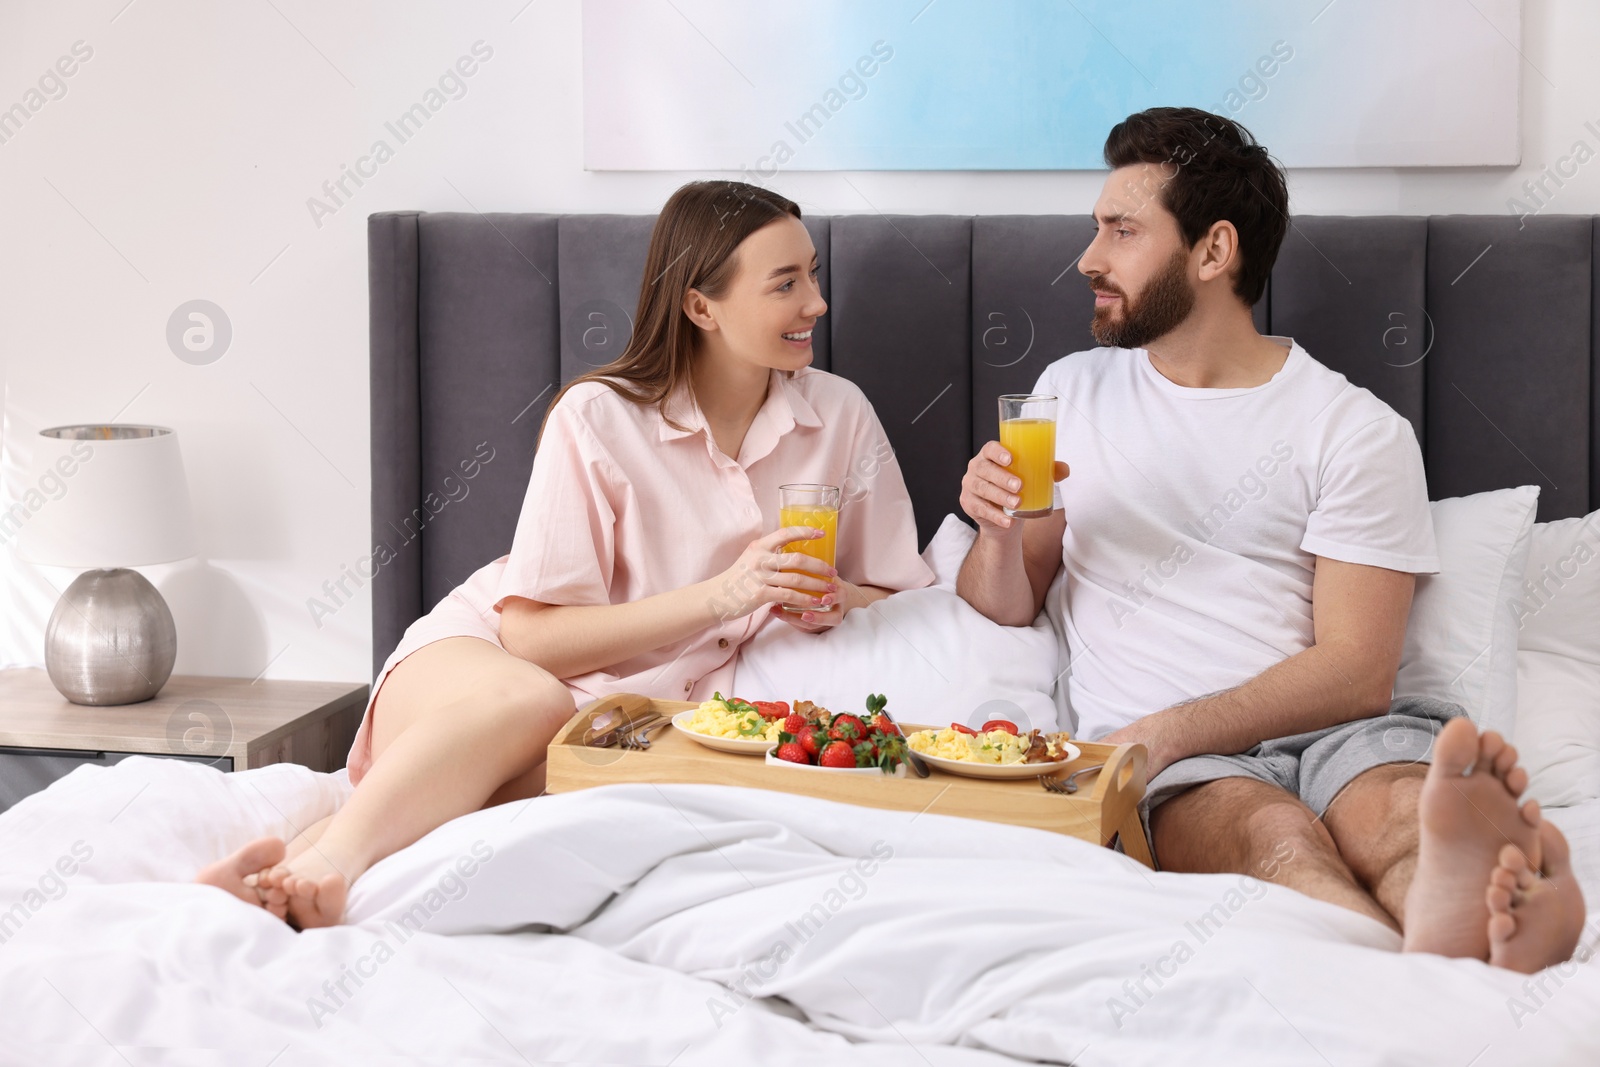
[903,728,1081,780]
[763,748,908,777]
[671,710,778,756]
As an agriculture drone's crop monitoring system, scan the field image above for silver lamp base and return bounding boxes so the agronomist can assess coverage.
[44,567,177,706]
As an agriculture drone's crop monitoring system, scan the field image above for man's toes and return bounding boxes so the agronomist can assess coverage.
[1498,842,1533,878]
[1505,764,1530,800]
[1432,717,1479,777]
[1517,797,1540,831]
[1491,740,1520,779]
[1487,881,1515,915]
[1488,909,1517,945]
[1476,729,1506,771]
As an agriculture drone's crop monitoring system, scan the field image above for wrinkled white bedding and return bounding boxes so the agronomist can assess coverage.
[1,757,1597,1066]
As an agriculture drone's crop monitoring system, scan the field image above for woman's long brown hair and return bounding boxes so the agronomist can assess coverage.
[540,181,802,442]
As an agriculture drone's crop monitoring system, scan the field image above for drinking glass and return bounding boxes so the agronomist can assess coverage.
[778,483,840,613]
[997,394,1058,518]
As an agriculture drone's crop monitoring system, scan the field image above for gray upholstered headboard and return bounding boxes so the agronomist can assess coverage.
[368,211,1600,680]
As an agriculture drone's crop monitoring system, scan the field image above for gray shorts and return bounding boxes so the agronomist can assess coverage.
[1133,695,1468,867]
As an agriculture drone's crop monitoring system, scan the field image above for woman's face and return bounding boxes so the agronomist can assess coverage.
[693,216,827,372]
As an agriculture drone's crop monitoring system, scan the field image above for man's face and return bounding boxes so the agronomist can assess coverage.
[1078,164,1196,349]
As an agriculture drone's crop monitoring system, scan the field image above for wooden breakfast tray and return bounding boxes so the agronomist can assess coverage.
[545,695,1154,867]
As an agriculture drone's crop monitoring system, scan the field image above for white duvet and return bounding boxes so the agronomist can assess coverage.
[2,757,1597,1066]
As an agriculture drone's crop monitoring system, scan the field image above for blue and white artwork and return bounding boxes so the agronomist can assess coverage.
[583,0,1520,170]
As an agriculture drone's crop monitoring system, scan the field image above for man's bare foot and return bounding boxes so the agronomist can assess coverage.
[195,837,291,920]
[1402,717,1542,960]
[1486,820,1588,973]
[263,847,351,930]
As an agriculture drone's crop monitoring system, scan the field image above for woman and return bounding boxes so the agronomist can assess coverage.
[197,181,933,928]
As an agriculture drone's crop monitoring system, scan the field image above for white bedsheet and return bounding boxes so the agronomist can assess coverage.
[1,757,1597,1066]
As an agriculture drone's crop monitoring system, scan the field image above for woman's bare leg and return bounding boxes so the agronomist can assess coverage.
[198,803,335,909]
[203,637,574,928]
[195,808,335,914]
[284,814,335,861]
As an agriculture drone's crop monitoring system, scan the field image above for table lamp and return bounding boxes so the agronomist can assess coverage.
[16,424,197,705]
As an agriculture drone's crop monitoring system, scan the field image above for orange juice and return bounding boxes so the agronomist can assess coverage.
[779,504,838,610]
[1000,417,1056,516]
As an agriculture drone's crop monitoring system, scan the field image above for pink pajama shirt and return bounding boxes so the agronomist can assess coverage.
[345,366,933,784]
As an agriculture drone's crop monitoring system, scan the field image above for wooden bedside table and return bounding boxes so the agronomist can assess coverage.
[0,668,369,812]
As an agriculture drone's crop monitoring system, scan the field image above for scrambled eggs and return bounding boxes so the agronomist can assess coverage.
[681,699,785,742]
[906,727,1031,765]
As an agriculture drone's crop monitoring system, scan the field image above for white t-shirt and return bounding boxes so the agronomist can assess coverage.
[1034,337,1439,741]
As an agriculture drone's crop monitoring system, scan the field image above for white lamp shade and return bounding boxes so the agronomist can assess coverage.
[15,424,197,568]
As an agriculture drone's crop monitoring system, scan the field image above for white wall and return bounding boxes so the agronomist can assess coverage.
[0,0,1594,685]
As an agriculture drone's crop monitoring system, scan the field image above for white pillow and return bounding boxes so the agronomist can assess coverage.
[918,511,982,589]
[1511,511,1600,807]
[1393,485,1539,737]
[732,515,1061,731]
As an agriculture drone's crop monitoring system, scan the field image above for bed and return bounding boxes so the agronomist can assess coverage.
[4,211,1599,1064]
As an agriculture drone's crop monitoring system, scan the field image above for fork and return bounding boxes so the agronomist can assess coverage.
[1039,763,1105,795]
[620,718,669,750]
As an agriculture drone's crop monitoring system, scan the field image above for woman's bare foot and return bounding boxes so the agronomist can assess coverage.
[195,837,291,920]
[1402,717,1542,960]
[1486,820,1588,973]
[263,846,352,930]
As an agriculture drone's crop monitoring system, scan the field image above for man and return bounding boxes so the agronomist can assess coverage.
[957,107,1584,971]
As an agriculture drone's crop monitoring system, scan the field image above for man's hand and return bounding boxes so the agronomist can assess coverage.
[1098,713,1184,781]
[960,441,1069,532]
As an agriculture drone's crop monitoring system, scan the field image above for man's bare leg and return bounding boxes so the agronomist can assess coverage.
[1150,777,1400,933]
[1319,762,1425,925]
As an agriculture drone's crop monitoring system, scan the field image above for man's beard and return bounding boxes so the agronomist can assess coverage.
[1089,249,1196,349]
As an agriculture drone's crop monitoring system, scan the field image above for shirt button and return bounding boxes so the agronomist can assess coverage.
[684,682,692,693]
[718,637,729,649]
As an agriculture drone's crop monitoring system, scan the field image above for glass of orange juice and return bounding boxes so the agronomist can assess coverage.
[778,483,840,613]
[997,394,1058,518]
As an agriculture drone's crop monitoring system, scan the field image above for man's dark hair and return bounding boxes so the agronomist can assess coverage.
[1102,107,1288,307]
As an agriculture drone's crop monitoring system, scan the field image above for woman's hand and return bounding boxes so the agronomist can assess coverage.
[771,579,894,633]
[771,578,858,632]
[711,526,838,621]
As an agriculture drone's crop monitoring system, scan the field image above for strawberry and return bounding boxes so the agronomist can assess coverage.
[775,741,811,765]
[798,725,825,757]
[783,712,807,734]
[818,740,857,768]
[872,734,908,773]
[871,713,898,737]
[828,714,867,743]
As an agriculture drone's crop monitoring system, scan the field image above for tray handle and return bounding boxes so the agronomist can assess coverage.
[1088,742,1154,867]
